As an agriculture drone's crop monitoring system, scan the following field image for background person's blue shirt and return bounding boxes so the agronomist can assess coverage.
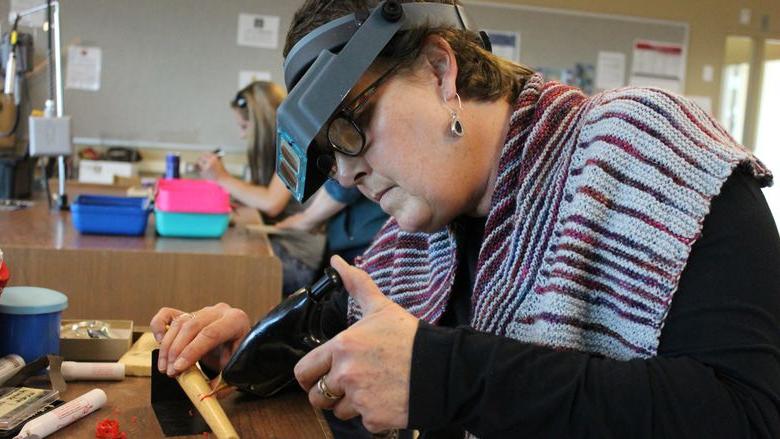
[324,180,388,262]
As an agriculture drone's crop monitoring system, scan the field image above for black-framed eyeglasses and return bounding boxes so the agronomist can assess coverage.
[326,63,400,157]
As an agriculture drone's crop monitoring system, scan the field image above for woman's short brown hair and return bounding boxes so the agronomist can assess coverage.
[283,0,534,103]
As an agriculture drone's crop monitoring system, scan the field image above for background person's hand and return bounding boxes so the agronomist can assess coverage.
[293,255,418,433]
[274,212,320,232]
[150,303,251,378]
[197,153,230,181]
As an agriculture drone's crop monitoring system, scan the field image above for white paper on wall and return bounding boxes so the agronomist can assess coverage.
[237,14,280,49]
[485,30,520,62]
[65,45,102,91]
[238,70,272,90]
[595,51,626,90]
[629,39,685,93]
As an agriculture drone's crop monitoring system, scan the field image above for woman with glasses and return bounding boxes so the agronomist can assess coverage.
[154,1,780,438]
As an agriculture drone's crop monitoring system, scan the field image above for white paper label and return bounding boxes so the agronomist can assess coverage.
[66,45,102,91]
[630,40,685,93]
[485,30,520,62]
[238,70,272,90]
[237,13,280,49]
[595,51,626,90]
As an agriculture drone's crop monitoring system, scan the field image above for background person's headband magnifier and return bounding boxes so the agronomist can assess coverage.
[276,0,490,202]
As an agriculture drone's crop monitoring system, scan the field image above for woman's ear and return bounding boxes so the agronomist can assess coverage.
[418,35,459,101]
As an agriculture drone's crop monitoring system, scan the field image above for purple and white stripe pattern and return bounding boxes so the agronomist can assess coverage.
[351,74,771,361]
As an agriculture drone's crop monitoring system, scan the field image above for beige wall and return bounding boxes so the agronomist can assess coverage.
[474,0,780,115]
[767,40,780,61]
[724,37,754,65]
[722,38,778,66]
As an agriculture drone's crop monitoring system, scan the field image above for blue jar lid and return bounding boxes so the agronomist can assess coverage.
[0,287,68,315]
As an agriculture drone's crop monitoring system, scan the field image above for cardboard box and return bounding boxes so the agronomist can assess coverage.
[78,160,139,185]
[59,319,134,361]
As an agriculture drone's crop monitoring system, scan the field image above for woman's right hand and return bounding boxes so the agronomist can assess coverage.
[150,303,251,377]
[197,153,230,182]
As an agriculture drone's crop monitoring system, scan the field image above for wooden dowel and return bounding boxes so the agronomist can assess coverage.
[175,365,240,439]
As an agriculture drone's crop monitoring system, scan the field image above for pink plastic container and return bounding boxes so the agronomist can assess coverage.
[155,179,230,214]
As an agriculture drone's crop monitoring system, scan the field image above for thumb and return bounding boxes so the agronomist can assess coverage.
[330,255,389,315]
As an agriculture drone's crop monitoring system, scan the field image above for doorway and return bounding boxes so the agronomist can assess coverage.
[754,40,780,221]
[719,36,754,144]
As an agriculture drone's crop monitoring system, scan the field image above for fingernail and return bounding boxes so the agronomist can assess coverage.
[173,358,187,372]
[167,363,175,376]
[154,332,162,343]
[158,357,167,372]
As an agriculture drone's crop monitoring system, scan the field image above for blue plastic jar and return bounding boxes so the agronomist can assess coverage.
[0,286,68,362]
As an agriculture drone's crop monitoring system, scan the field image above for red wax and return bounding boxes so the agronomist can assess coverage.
[95,418,126,439]
[0,260,9,291]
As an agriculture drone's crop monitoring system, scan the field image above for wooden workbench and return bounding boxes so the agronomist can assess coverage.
[0,193,282,324]
[55,378,333,438]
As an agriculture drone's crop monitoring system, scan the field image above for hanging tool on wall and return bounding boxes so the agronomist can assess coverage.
[12,0,73,210]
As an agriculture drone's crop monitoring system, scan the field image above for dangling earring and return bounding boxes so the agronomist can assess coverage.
[443,92,464,137]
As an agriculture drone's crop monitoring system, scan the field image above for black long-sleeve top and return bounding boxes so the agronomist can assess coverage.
[321,171,780,438]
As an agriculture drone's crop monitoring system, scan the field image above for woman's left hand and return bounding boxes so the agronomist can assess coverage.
[294,255,419,433]
[274,212,319,232]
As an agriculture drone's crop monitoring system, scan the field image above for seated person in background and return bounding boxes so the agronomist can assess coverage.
[276,180,388,264]
[198,81,325,294]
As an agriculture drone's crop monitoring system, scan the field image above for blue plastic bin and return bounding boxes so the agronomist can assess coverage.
[0,286,68,363]
[154,209,229,238]
[71,195,151,236]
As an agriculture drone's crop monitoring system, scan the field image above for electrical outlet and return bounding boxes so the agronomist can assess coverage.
[702,65,714,82]
[739,8,751,25]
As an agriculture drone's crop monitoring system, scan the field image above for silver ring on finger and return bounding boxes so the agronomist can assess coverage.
[317,374,343,401]
[174,312,196,323]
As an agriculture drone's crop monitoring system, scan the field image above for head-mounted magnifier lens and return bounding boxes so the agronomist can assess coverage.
[275,0,488,202]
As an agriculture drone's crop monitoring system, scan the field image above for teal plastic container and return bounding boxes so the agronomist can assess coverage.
[0,286,68,363]
[154,209,229,238]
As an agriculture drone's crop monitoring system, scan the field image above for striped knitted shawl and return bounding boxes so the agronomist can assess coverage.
[351,73,771,360]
